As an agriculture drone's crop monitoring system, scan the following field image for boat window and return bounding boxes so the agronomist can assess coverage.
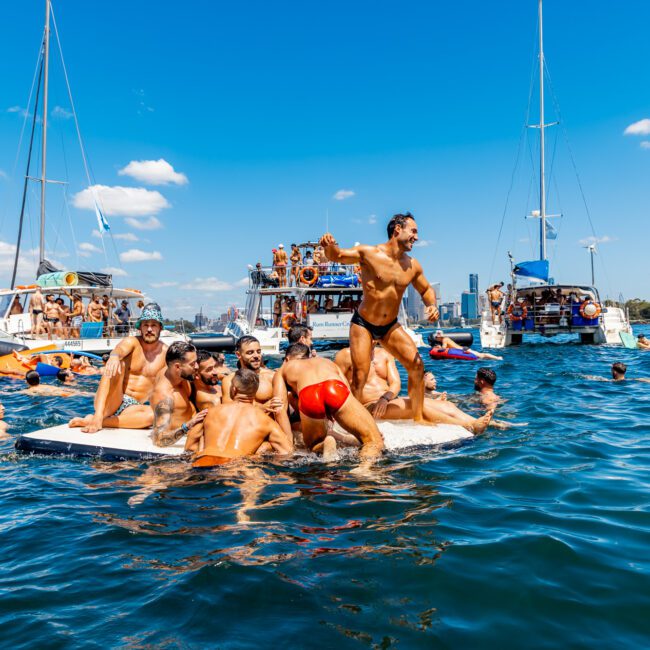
[0,294,14,317]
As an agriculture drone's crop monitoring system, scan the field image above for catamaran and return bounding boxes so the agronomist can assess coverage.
[2,1,187,354]
[480,0,631,349]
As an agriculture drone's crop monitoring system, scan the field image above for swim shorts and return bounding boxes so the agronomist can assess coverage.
[71,315,83,328]
[298,379,350,419]
[192,455,233,468]
[350,310,398,340]
[113,394,142,416]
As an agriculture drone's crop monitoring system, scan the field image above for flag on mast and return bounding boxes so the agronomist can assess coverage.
[94,199,110,234]
[545,220,557,240]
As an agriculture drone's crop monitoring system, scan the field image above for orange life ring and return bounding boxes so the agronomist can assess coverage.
[507,303,528,322]
[124,288,142,294]
[16,284,38,290]
[579,300,601,320]
[282,312,297,331]
[300,266,318,286]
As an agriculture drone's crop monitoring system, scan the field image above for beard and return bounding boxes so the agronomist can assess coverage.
[180,368,195,380]
[199,373,219,386]
[142,331,160,343]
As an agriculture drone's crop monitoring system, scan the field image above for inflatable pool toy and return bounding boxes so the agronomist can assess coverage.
[429,348,478,361]
[620,332,637,350]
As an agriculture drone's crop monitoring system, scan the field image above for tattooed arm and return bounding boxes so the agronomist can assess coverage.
[152,396,208,447]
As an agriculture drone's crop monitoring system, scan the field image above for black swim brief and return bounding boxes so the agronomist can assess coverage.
[32,309,42,315]
[350,310,398,340]
[44,317,59,323]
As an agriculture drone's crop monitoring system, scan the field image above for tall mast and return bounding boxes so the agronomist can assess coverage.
[538,0,546,261]
[40,0,50,265]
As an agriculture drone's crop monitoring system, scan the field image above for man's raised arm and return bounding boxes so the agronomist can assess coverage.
[320,233,363,265]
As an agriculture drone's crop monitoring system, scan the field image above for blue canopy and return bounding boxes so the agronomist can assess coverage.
[514,260,549,282]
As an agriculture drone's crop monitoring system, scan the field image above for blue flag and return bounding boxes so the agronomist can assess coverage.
[514,260,549,282]
[545,220,557,240]
[94,200,110,234]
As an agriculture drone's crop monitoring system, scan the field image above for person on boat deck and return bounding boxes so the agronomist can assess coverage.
[10,295,23,316]
[486,282,505,324]
[187,369,293,466]
[303,250,314,266]
[114,300,131,336]
[193,350,222,410]
[274,244,288,287]
[273,343,384,460]
[272,296,282,327]
[42,294,62,340]
[56,298,70,336]
[86,295,104,323]
[65,292,84,339]
[150,342,208,447]
[637,334,650,351]
[306,297,319,314]
[335,343,493,435]
[68,303,169,433]
[29,287,44,336]
[474,367,500,408]
[320,213,440,424]
[222,336,277,412]
[432,330,503,361]
[290,243,301,287]
[324,295,334,311]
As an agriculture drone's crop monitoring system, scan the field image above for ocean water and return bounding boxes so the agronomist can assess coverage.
[1,327,649,649]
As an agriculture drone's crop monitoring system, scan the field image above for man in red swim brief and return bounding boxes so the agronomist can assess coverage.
[273,343,384,460]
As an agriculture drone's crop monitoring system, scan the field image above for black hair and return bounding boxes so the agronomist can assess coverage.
[287,324,311,344]
[285,343,310,360]
[101,353,110,364]
[476,367,497,386]
[232,368,259,396]
[612,362,627,375]
[387,212,415,238]
[57,369,73,383]
[236,335,259,351]
[165,341,197,365]
[25,370,40,386]
[214,352,226,365]
[197,349,214,364]
[52,355,64,367]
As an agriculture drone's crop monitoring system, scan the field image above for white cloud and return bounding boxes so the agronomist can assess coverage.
[413,239,434,247]
[118,158,188,186]
[92,229,139,241]
[52,105,73,119]
[101,266,128,277]
[180,277,233,292]
[368,214,377,224]
[125,216,163,230]
[235,277,249,287]
[150,281,178,288]
[79,242,102,253]
[579,235,613,246]
[0,170,7,180]
[333,189,355,201]
[119,248,163,263]
[72,185,170,217]
[640,141,650,150]
[624,118,650,136]
[7,105,30,118]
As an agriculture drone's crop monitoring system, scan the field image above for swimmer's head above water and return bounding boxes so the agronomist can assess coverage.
[475,367,497,391]
[612,362,627,381]
[230,368,259,400]
[284,343,310,361]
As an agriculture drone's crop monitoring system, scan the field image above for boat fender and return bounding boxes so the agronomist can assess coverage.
[426,332,474,348]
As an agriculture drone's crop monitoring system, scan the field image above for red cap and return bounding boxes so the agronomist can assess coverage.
[272,248,277,252]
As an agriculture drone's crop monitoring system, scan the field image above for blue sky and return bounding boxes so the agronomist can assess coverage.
[1,1,648,318]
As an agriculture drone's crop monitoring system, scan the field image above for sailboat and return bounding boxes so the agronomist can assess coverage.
[480,0,631,349]
[0,1,188,354]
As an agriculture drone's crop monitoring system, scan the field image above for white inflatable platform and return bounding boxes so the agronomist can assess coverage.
[15,420,472,461]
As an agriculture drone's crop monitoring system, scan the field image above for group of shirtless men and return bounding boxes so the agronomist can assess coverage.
[69,213,496,467]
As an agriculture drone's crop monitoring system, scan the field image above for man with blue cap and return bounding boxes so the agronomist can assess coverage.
[69,303,169,432]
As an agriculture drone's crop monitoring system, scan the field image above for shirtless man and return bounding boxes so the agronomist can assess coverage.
[432,330,503,361]
[42,295,62,339]
[29,287,44,336]
[290,243,301,287]
[275,244,288,287]
[69,303,168,432]
[487,282,505,324]
[10,295,23,316]
[56,298,70,337]
[288,324,316,356]
[321,213,439,422]
[189,369,293,467]
[193,350,222,410]
[23,370,76,398]
[150,342,208,447]
[222,336,275,410]
[70,356,101,375]
[273,343,384,459]
[335,344,492,434]
[67,293,84,338]
[86,295,104,323]
[474,367,500,407]
[637,334,650,351]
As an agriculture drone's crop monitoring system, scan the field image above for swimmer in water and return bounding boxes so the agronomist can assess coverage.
[637,334,650,350]
[432,330,503,361]
[273,343,384,460]
[474,367,501,407]
[188,369,293,467]
[584,362,650,383]
[22,370,78,397]
[321,213,439,423]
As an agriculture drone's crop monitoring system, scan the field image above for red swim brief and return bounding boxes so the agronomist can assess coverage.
[192,455,233,468]
[298,379,350,419]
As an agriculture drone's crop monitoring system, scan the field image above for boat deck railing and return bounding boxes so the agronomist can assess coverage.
[247,264,359,290]
[506,301,601,330]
